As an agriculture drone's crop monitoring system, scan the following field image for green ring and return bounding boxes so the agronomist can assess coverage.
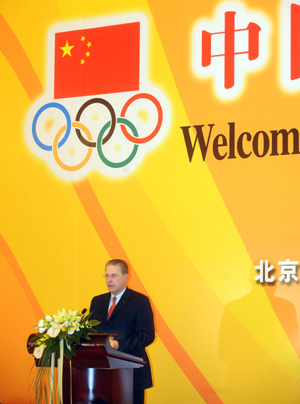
[97,117,139,168]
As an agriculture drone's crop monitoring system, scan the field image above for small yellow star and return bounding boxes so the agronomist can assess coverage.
[80,36,86,42]
[85,51,91,57]
[60,41,74,57]
[87,41,92,48]
[80,59,86,65]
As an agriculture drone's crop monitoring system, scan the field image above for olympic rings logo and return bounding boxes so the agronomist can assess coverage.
[31,93,163,172]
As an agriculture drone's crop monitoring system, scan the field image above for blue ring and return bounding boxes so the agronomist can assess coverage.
[32,102,71,151]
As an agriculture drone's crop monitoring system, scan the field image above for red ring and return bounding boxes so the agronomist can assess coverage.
[120,93,163,144]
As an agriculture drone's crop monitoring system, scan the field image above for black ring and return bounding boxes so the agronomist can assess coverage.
[75,98,117,147]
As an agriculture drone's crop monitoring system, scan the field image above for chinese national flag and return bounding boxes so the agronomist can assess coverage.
[54,22,140,99]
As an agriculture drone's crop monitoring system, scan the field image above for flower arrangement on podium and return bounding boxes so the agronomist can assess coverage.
[30,308,100,404]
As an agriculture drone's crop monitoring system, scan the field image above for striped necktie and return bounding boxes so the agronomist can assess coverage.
[107,296,117,321]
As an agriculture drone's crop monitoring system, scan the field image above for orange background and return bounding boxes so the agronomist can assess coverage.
[1,1,300,403]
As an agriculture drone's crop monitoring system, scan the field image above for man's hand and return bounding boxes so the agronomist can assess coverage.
[109,337,119,350]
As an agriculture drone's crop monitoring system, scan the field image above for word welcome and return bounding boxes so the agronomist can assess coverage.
[181,122,300,162]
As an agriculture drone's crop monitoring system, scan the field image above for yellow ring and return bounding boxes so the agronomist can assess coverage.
[53,122,93,171]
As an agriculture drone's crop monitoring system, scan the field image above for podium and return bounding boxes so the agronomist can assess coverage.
[27,333,146,404]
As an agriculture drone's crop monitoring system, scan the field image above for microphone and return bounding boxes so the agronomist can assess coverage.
[81,308,87,315]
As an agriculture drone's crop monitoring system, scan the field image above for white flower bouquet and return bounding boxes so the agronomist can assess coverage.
[29,308,100,403]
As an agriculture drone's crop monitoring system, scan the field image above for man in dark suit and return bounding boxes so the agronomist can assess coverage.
[90,259,155,404]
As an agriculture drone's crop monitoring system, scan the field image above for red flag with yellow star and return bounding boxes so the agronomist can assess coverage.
[54,22,140,99]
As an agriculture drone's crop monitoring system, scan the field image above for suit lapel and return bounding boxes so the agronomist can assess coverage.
[97,293,111,323]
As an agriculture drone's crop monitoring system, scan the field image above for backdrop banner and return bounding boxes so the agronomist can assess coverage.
[1,1,300,403]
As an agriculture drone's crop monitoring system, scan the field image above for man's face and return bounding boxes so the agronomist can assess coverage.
[105,264,128,295]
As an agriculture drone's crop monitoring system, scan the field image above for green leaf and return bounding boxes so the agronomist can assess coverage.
[83,312,93,321]
[89,319,101,326]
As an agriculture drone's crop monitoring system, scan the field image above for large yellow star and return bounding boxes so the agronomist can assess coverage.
[60,41,74,57]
